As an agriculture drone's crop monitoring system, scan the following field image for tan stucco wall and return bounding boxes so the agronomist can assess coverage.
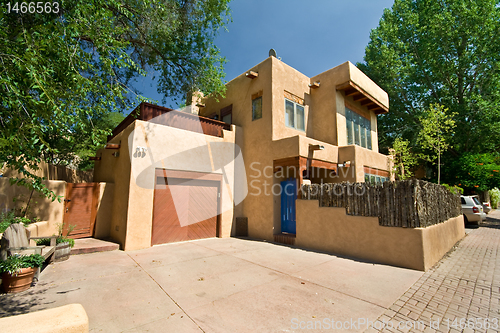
[0,303,89,333]
[421,216,465,271]
[310,61,385,152]
[0,178,65,237]
[347,62,389,109]
[26,221,53,238]
[94,119,238,251]
[93,123,134,248]
[270,57,311,142]
[94,182,114,239]
[3,160,93,183]
[337,145,390,182]
[201,58,276,242]
[296,200,464,271]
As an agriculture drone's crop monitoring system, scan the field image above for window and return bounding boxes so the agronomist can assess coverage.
[252,97,262,120]
[285,98,305,131]
[345,107,372,149]
[221,105,232,124]
[364,173,388,185]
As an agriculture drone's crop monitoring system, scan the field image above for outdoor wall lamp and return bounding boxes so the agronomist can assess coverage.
[309,81,320,89]
[105,143,120,149]
[338,161,352,168]
[309,144,325,151]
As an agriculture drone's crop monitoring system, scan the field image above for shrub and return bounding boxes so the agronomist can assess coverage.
[490,188,500,209]
[36,236,75,248]
[442,184,464,195]
[0,254,45,275]
[35,222,76,248]
[0,211,34,233]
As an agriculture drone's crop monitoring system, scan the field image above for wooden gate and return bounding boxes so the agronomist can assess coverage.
[63,183,99,239]
[152,170,221,245]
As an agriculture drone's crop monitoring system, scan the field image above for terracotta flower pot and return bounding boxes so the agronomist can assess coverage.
[2,267,36,293]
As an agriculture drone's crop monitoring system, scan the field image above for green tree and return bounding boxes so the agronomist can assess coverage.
[389,137,418,180]
[73,112,126,171]
[358,0,500,155]
[0,0,230,199]
[418,104,456,184]
[444,153,500,192]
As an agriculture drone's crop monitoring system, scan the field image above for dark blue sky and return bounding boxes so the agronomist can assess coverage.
[132,0,394,110]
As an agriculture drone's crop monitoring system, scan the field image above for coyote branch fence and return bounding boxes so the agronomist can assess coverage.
[300,180,461,228]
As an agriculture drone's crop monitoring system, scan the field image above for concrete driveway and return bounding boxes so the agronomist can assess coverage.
[0,238,422,332]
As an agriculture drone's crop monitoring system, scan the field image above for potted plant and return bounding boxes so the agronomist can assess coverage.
[36,223,75,262]
[0,254,45,293]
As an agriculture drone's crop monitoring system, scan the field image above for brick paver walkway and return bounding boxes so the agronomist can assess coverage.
[367,213,500,333]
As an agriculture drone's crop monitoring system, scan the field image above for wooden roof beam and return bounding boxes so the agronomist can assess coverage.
[361,100,376,107]
[246,71,259,79]
[353,94,369,102]
[308,81,320,89]
[345,89,359,97]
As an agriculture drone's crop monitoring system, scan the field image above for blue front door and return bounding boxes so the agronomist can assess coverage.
[281,178,297,234]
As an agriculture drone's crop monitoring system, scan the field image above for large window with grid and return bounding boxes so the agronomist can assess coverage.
[285,98,305,131]
[364,173,388,185]
[346,107,372,150]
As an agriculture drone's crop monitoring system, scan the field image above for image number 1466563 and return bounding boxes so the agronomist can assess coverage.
[5,2,60,14]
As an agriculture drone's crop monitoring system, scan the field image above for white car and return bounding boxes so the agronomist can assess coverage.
[482,202,492,214]
[461,195,486,225]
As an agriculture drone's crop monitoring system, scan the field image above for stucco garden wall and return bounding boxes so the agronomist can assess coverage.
[0,178,65,237]
[296,199,465,271]
[93,182,115,240]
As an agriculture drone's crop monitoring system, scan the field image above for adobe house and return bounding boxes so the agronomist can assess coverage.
[93,56,464,270]
[196,56,391,240]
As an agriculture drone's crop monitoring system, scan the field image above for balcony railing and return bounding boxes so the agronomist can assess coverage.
[108,102,231,141]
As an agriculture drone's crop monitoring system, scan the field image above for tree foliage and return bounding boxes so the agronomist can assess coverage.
[417,104,456,184]
[444,153,500,192]
[389,137,418,180]
[0,0,230,198]
[359,0,500,155]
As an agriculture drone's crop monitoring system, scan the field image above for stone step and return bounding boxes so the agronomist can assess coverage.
[71,238,120,255]
[273,233,296,246]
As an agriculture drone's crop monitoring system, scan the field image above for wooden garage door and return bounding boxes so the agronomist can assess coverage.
[152,171,220,245]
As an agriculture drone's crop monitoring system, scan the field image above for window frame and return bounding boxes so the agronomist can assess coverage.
[364,173,388,185]
[345,106,372,150]
[284,98,305,131]
[220,104,232,124]
[252,96,262,121]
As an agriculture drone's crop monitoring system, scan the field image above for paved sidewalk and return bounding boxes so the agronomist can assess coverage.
[368,210,500,333]
[0,236,422,332]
